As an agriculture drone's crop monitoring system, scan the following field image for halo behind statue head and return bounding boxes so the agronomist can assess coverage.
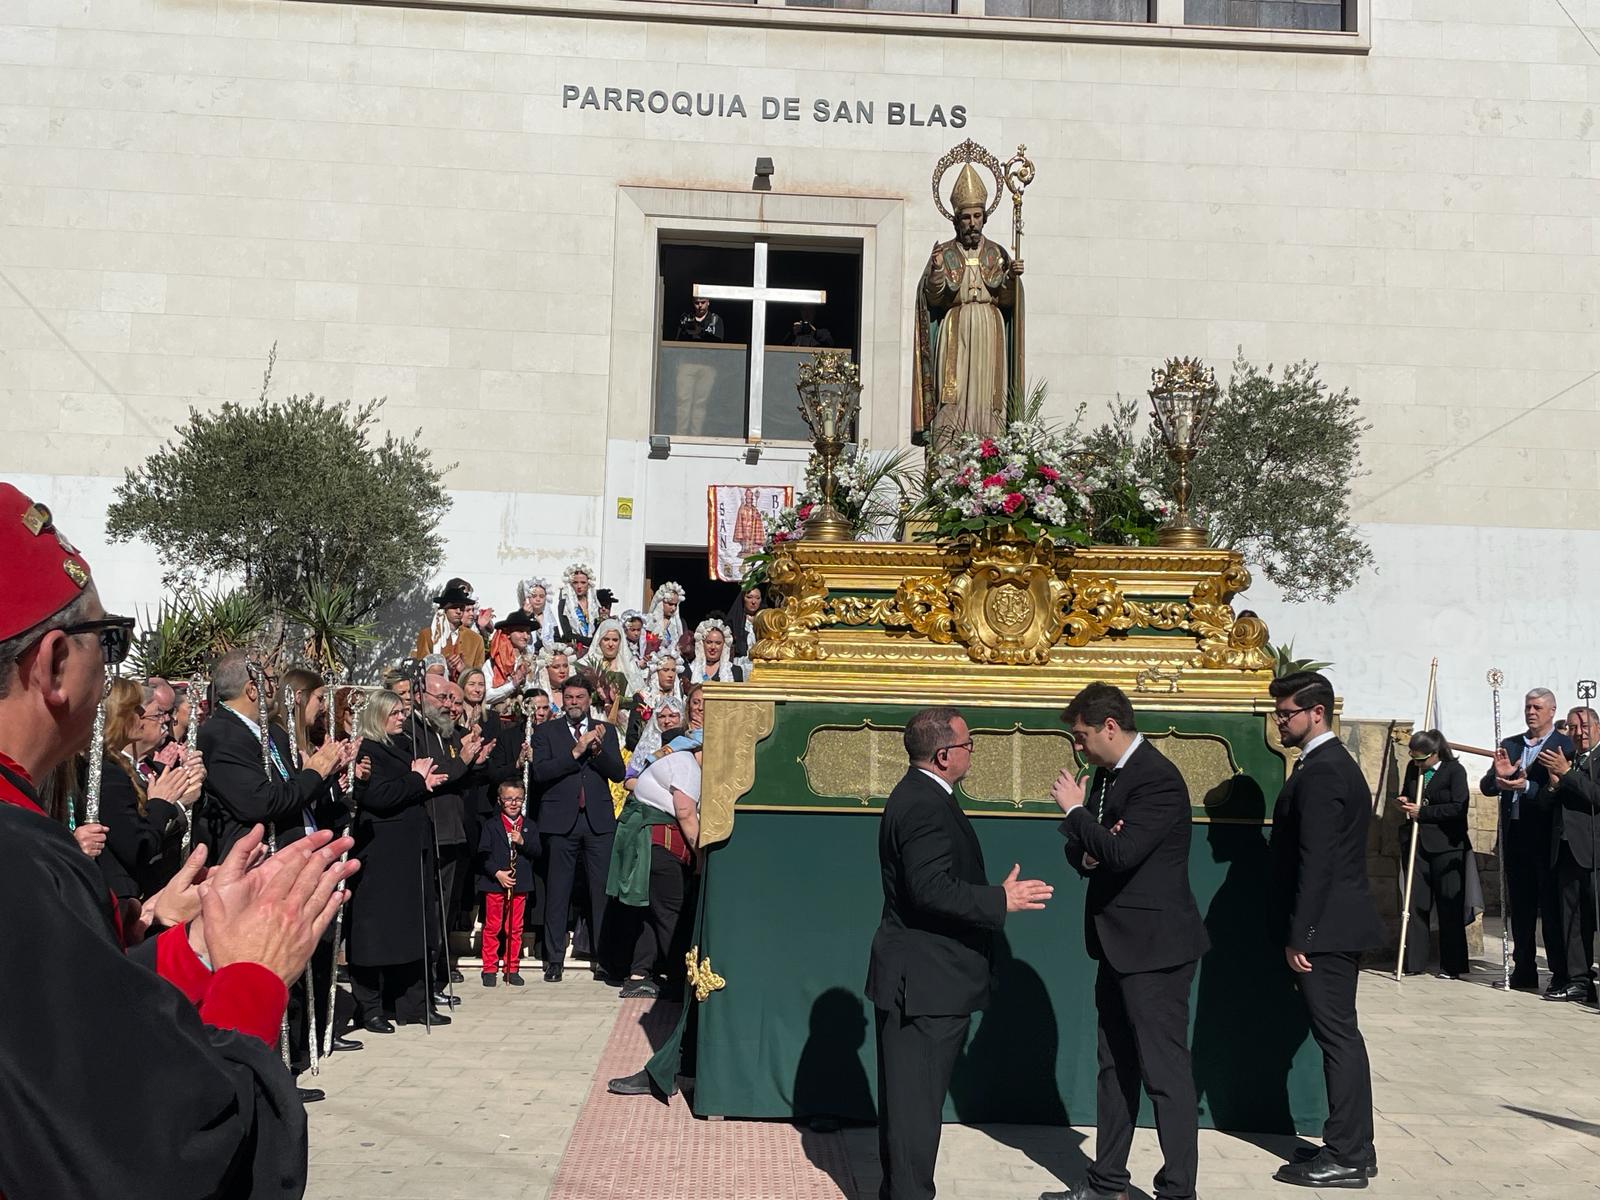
[931,138,1005,222]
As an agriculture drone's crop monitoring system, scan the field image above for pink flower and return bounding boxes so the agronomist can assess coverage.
[1037,465,1060,483]
[797,503,815,521]
[1001,492,1025,515]
[955,468,973,487]
[979,438,999,459]
[981,473,1006,489]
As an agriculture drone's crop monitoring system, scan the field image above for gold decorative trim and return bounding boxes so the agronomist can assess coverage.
[752,537,1272,686]
[699,697,776,847]
[685,946,726,1003]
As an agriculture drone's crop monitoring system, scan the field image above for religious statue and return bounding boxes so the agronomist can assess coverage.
[913,140,1034,451]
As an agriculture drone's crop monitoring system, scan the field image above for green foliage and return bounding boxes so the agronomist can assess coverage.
[1146,352,1374,604]
[1272,641,1334,678]
[106,348,453,618]
[284,579,378,673]
[129,588,271,679]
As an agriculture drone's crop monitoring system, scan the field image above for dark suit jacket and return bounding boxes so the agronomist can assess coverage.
[1553,750,1600,870]
[401,720,475,846]
[530,717,624,836]
[1400,758,1471,855]
[195,707,327,859]
[1478,731,1575,838]
[474,814,539,895]
[1060,739,1209,974]
[865,769,1006,1018]
[1270,737,1385,954]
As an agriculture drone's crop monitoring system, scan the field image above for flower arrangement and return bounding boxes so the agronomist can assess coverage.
[925,408,1168,547]
[927,420,1095,543]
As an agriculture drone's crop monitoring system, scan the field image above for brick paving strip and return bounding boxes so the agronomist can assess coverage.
[548,996,860,1200]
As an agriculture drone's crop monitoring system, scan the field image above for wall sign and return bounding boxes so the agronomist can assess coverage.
[563,85,967,128]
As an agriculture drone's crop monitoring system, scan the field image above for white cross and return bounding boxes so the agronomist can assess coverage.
[694,241,826,441]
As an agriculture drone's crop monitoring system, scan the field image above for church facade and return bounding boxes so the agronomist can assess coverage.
[1,0,1594,738]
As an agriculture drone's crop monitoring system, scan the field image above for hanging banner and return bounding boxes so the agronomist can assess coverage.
[708,485,793,583]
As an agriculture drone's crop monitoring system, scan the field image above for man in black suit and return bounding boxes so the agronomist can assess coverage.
[1536,705,1599,1003]
[865,707,1052,1200]
[1481,687,1574,994]
[531,674,624,983]
[195,649,351,859]
[1268,671,1385,1189]
[194,649,357,1101]
[1043,683,1208,1200]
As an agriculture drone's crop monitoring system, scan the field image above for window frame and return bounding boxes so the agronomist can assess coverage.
[431,0,1369,54]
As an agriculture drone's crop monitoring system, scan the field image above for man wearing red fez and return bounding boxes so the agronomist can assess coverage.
[0,482,358,1199]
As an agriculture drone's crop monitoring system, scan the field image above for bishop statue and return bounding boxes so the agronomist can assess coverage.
[913,161,1024,450]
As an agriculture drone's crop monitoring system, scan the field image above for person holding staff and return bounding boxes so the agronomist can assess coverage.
[1397,730,1473,979]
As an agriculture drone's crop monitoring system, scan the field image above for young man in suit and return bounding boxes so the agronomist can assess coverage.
[1268,671,1385,1189]
[531,674,625,982]
[1481,687,1574,994]
[865,707,1052,1200]
[1044,683,1209,1200]
[1536,705,1600,1004]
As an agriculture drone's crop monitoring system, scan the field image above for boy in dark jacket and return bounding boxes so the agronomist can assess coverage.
[477,780,538,986]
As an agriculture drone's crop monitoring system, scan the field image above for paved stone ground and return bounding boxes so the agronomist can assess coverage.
[307,931,1600,1200]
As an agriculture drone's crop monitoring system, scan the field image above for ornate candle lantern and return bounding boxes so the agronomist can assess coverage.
[1148,356,1219,548]
[795,350,862,542]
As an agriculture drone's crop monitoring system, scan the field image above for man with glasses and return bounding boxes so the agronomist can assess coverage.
[1042,682,1208,1200]
[865,707,1052,1200]
[1481,687,1572,995]
[1536,706,1600,1004]
[1266,671,1384,1189]
[0,482,360,1196]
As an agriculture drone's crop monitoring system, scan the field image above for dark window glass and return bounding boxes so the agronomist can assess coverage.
[1185,0,1347,30]
[655,240,863,442]
[986,0,1152,19]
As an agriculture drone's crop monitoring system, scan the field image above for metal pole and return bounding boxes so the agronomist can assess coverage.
[1489,668,1511,992]
[1396,658,1437,981]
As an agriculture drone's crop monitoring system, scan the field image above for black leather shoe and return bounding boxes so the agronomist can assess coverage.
[1500,974,1540,992]
[297,1087,326,1104]
[620,977,660,999]
[361,1016,396,1034]
[431,991,462,1008]
[1274,1149,1369,1188]
[1038,1183,1128,1200]
[1544,982,1595,1003]
[1294,1146,1377,1177]
[450,969,464,983]
[607,1069,656,1096]
[505,972,525,986]
[1435,972,1461,980]
[544,964,563,982]
[331,1036,363,1052]
[397,1011,452,1026]
[482,973,496,987]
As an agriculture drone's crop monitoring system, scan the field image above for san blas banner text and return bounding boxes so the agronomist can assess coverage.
[562,86,968,128]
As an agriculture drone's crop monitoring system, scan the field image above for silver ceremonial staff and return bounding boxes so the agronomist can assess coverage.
[323,682,364,1061]
[180,672,205,855]
[1488,668,1510,992]
[246,661,293,1069]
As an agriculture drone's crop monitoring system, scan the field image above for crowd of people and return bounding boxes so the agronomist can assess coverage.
[20,553,757,1125]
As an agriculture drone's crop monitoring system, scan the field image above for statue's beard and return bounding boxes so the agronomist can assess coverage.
[957,228,982,249]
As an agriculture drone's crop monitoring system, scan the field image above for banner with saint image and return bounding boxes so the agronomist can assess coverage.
[707,485,793,582]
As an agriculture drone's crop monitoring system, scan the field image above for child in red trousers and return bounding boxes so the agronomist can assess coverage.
[477,780,538,986]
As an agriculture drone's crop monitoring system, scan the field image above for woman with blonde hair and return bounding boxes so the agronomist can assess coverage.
[91,677,204,899]
[347,690,448,1030]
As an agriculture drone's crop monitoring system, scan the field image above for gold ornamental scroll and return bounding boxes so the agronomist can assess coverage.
[699,697,775,847]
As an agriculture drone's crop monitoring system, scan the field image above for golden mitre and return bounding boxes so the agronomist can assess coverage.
[950,163,987,212]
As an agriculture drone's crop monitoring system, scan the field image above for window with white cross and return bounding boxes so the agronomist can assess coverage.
[655,237,863,443]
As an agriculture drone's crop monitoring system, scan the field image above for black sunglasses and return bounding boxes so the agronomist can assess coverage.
[59,616,135,666]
